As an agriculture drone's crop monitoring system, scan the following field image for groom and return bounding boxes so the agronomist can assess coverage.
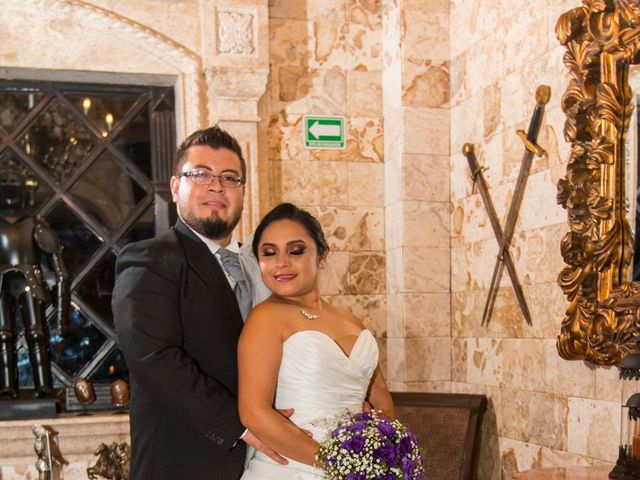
[113,126,284,479]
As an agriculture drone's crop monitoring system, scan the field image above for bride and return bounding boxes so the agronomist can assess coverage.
[238,203,394,479]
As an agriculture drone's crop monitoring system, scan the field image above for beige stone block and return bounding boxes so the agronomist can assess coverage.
[269,18,312,66]
[404,154,450,203]
[311,21,343,70]
[343,251,386,294]
[273,66,347,115]
[501,389,568,450]
[567,397,620,462]
[498,437,596,474]
[483,82,502,140]
[450,95,482,158]
[347,116,384,162]
[346,69,382,116]
[314,206,384,251]
[450,52,468,107]
[402,60,450,108]
[466,337,503,387]
[404,293,451,337]
[385,247,404,294]
[320,250,350,295]
[343,22,384,71]
[403,201,450,248]
[281,160,348,205]
[405,337,451,382]
[450,382,503,437]
[348,163,384,206]
[387,292,404,338]
[326,294,387,337]
[517,171,567,230]
[500,338,547,392]
[450,151,473,201]
[387,336,406,383]
[402,8,449,63]
[512,223,568,286]
[405,381,452,393]
[385,201,404,250]
[594,366,623,403]
[403,107,449,156]
[542,340,595,398]
[270,0,346,22]
[347,0,382,29]
[452,337,468,382]
[404,247,450,293]
[384,149,404,205]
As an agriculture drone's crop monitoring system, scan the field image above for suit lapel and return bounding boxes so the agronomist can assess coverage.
[173,220,244,335]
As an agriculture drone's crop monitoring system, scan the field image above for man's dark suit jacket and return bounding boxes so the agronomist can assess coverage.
[113,219,247,480]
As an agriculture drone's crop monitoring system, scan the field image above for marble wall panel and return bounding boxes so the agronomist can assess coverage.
[594,366,623,403]
[387,336,406,383]
[465,337,503,387]
[404,154,450,203]
[319,250,351,295]
[310,205,385,251]
[348,0,382,29]
[281,160,349,205]
[403,293,451,338]
[403,201,450,248]
[346,68,383,116]
[501,389,568,450]
[403,107,450,156]
[405,337,452,382]
[402,60,450,109]
[403,247,450,293]
[567,398,621,462]
[452,337,468,382]
[348,163,385,206]
[269,0,346,22]
[342,22,384,71]
[542,340,595,399]
[405,381,452,392]
[343,252,386,294]
[402,6,449,63]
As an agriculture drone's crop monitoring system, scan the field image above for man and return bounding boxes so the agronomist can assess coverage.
[113,126,282,479]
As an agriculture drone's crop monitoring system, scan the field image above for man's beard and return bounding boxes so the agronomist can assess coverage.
[182,210,242,241]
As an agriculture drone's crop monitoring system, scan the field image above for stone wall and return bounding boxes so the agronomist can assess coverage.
[449,0,621,477]
[259,0,389,367]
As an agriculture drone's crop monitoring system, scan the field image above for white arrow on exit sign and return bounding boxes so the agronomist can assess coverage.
[308,121,341,139]
[303,115,346,149]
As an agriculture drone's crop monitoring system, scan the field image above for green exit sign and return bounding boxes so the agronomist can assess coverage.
[304,115,346,149]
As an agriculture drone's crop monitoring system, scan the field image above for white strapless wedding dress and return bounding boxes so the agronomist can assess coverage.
[240,329,378,479]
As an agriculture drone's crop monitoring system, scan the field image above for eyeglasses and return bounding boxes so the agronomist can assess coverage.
[175,170,245,188]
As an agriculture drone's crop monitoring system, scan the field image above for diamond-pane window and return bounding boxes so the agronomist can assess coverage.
[0,89,43,135]
[0,148,53,212]
[18,99,96,184]
[0,79,175,402]
[69,150,148,232]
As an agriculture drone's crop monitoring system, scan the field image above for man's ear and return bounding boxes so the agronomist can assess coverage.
[169,176,179,203]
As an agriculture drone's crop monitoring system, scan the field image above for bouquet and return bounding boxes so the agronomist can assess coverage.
[316,411,424,480]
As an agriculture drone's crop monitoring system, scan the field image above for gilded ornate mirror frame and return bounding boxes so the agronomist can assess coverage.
[557,0,640,364]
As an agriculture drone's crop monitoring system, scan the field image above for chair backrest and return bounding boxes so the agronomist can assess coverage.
[392,392,487,480]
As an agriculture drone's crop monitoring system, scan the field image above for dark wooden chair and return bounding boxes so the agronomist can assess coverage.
[392,392,488,480]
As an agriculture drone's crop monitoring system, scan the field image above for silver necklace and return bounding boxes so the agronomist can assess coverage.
[279,296,323,320]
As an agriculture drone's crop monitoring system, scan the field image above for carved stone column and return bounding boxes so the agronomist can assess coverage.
[199,0,269,239]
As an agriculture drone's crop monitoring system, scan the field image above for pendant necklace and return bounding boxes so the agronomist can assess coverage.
[279,295,323,320]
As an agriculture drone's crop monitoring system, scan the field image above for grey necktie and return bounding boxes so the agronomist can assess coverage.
[217,248,251,321]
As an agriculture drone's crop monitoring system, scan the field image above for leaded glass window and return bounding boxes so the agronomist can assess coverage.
[0,80,176,407]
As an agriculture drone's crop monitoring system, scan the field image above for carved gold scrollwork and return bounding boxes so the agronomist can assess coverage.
[557,0,640,364]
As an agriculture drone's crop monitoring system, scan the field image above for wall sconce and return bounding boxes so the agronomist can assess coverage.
[611,343,640,479]
[105,113,114,132]
[82,98,91,115]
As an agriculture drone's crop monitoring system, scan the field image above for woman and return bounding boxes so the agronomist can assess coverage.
[238,203,393,479]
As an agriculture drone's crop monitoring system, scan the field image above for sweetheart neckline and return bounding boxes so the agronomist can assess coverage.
[283,329,371,360]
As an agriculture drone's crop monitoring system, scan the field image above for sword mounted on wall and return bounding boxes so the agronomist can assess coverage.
[462,84,551,327]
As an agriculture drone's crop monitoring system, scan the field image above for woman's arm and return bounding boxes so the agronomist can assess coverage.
[238,304,319,466]
[367,366,394,418]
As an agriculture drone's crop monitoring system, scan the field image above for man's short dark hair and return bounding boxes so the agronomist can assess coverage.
[173,126,246,179]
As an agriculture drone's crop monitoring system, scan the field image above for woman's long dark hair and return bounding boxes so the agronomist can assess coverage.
[252,203,329,258]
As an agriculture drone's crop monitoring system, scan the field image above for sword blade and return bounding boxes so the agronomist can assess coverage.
[463,144,533,326]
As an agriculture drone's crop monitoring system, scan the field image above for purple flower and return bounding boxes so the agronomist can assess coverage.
[401,456,415,479]
[373,443,396,464]
[341,434,366,453]
[396,436,413,456]
[347,473,366,480]
[374,474,396,480]
[377,421,396,438]
[347,421,365,433]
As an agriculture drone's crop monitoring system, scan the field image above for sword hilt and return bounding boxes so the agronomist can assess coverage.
[517,129,546,157]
